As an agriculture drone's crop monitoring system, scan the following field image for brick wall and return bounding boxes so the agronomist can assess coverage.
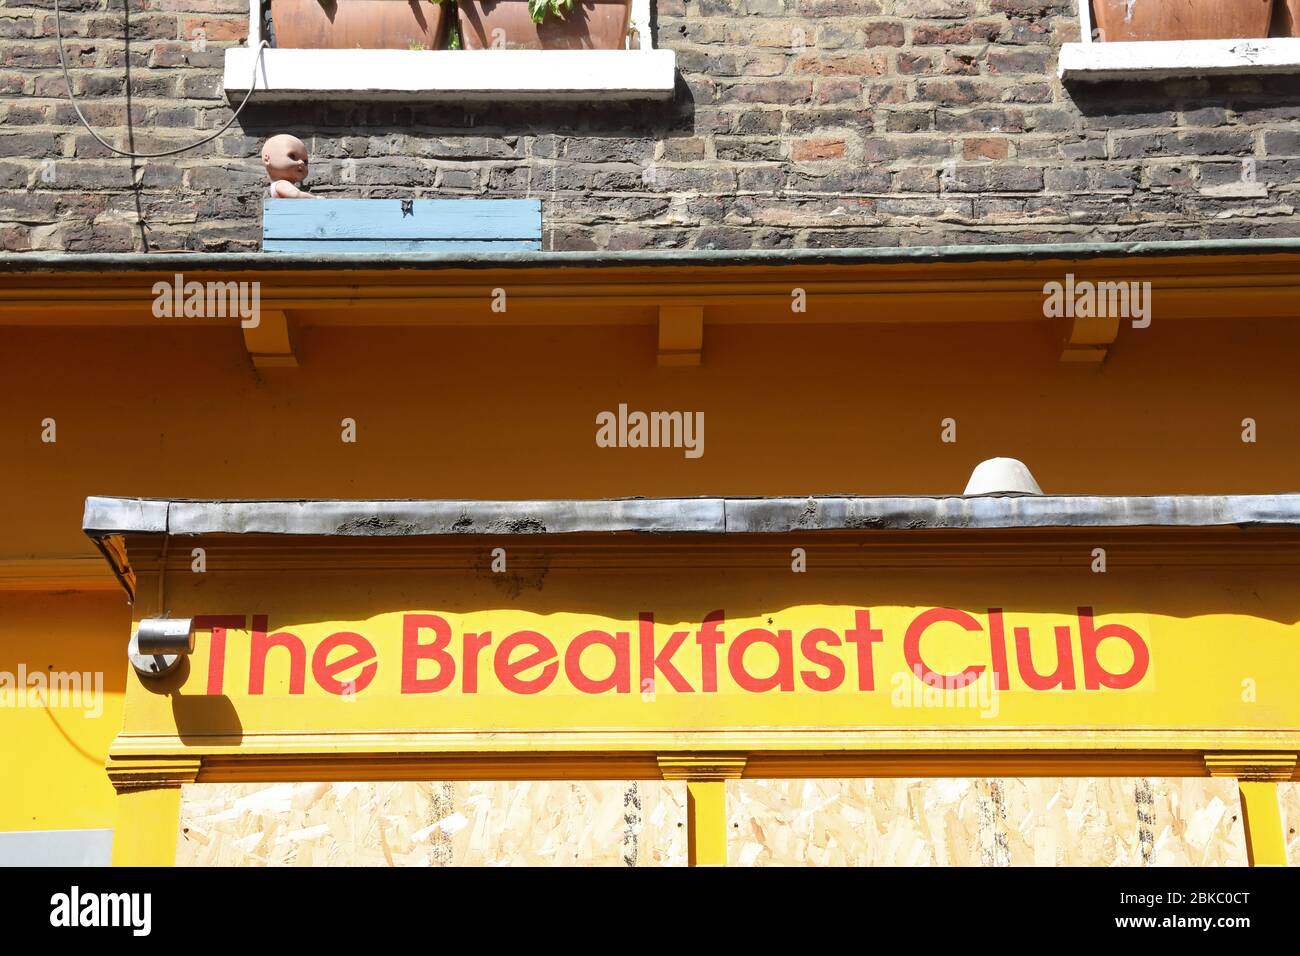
[2,0,1299,252]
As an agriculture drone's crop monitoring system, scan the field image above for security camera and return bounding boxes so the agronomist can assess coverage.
[129,618,194,678]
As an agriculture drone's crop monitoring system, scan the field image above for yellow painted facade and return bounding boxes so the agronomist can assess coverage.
[0,591,126,834]
[3,251,1300,865]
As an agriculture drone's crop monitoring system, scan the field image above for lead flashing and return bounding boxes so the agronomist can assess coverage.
[10,237,1300,275]
[84,494,1300,540]
[83,494,1300,602]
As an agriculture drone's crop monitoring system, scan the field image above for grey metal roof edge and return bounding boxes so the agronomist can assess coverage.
[10,237,1300,274]
[81,497,169,602]
[83,496,170,536]
[82,494,1300,539]
[724,495,1300,532]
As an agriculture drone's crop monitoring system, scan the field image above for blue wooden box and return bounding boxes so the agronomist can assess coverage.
[262,198,543,253]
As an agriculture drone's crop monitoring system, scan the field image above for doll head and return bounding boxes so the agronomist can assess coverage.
[262,134,309,185]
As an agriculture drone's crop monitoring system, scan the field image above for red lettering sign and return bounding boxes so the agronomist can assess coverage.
[189,607,1151,698]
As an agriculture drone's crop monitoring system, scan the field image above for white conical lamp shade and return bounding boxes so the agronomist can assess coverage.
[963,458,1043,496]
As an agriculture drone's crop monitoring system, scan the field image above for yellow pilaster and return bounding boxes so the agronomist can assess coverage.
[106,757,200,867]
[685,780,727,867]
[1205,753,1296,867]
[1238,782,1287,867]
[658,754,746,867]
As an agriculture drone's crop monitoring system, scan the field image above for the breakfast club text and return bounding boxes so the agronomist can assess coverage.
[193,608,1149,697]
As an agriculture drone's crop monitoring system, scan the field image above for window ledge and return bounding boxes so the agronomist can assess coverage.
[1060,37,1300,82]
[223,47,677,102]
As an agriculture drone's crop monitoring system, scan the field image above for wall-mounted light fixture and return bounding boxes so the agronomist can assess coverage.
[128,618,194,678]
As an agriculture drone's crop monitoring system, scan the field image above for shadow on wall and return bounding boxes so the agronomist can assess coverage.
[173,550,1300,629]
[1061,77,1300,233]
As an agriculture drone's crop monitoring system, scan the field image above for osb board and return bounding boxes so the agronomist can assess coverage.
[177,780,686,867]
[177,779,1300,867]
[731,778,1299,867]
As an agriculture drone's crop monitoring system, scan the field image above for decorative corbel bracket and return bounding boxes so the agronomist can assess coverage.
[242,309,297,368]
[106,756,202,793]
[659,754,745,866]
[1205,752,1296,866]
[657,753,747,780]
[1204,752,1298,781]
[657,305,703,367]
[1060,311,1120,364]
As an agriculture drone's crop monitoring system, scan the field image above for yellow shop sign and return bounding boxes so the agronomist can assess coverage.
[86,494,1300,866]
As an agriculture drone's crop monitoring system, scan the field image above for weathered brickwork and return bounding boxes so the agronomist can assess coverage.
[2,0,1299,252]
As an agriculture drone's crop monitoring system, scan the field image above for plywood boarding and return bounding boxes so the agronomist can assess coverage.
[177,779,1300,867]
[177,780,685,867]
[729,778,1296,867]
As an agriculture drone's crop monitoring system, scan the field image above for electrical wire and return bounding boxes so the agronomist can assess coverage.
[53,0,269,159]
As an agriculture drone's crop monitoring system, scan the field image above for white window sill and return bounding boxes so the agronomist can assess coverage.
[223,47,677,102]
[1060,38,1300,82]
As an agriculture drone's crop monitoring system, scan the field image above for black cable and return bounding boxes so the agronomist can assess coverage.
[53,0,268,159]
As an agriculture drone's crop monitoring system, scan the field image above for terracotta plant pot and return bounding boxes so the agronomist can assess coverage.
[1272,0,1300,35]
[272,0,449,50]
[457,0,631,50]
[1091,0,1274,41]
